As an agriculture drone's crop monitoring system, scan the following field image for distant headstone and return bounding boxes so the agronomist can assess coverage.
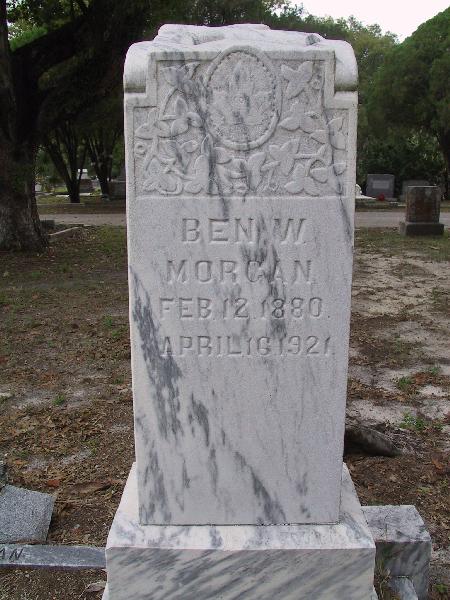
[110,164,126,200]
[102,23,377,599]
[35,183,43,194]
[366,174,395,199]
[401,179,429,202]
[79,169,94,193]
[0,485,54,544]
[399,186,444,236]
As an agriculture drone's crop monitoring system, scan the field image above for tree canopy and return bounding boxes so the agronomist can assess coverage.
[367,7,450,174]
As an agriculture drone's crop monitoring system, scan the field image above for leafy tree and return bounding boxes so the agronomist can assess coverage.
[0,0,155,250]
[43,119,87,204]
[367,8,450,194]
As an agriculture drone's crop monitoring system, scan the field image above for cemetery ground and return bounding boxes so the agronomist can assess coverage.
[0,226,449,600]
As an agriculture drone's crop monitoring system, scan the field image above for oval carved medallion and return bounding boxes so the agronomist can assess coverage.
[205,47,281,150]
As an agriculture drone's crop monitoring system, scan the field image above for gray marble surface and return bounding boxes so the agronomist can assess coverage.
[0,485,54,544]
[104,464,376,599]
[125,22,358,526]
[363,505,431,599]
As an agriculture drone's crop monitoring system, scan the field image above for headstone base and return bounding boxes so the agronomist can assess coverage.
[399,221,445,236]
[103,464,375,600]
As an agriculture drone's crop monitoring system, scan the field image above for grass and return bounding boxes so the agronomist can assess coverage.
[399,412,427,432]
[53,393,66,407]
[356,229,450,262]
[396,375,413,391]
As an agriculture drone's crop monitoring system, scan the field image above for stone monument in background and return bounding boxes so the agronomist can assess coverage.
[400,186,445,236]
[102,23,378,599]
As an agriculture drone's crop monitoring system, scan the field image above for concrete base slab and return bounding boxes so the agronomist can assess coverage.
[103,463,375,599]
[0,485,54,544]
[399,221,445,236]
[363,505,431,599]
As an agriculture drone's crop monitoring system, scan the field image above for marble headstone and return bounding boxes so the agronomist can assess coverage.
[366,173,394,198]
[127,23,357,526]
[103,24,377,600]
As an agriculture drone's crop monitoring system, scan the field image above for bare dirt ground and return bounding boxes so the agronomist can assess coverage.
[0,226,449,599]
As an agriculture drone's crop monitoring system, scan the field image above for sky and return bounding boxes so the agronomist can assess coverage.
[300,0,449,40]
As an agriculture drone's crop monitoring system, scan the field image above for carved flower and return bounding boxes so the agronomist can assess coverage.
[210,61,270,128]
[163,97,202,137]
[281,62,313,99]
[280,104,322,133]
[162,63,199,95]
[162,139,199,171]
[143,157,180,195]
[268,140,300,176]
[135,108,159,140]
[285,164,319,196]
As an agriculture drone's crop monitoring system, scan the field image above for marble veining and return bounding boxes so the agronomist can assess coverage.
[105,465,376,600]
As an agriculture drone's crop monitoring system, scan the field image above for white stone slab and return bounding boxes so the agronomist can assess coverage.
[125,24,357,526]
[105,463,375,600]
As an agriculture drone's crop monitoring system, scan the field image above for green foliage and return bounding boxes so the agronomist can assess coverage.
[367,7,450,178]
[400,412,426,432]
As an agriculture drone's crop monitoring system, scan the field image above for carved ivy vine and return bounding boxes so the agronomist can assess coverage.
[134,58,347,196]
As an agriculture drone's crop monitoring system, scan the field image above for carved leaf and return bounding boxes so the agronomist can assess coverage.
[310,167,328,183]
[269,141,296,176]
[185,155,209,194]
[135,108,158,140]
[282,62,314,99]
[171,119,189,136]
[299,112,320,134]
[279,114,301,131]
[330,131,346,150]
[247,152,266,190]
[186,112,202,127]
[310,129,328,144]
[284,164,305,194]
[304,177,320,196]
[328,116,344,133]
[333,163,346,175]
[214,147,231,164]
[175,97,188,116]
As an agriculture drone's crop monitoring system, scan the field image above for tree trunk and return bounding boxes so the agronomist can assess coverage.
[0,0,47,251]
[0,137,47,250]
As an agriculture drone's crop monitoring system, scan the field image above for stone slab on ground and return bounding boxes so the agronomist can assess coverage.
[389,577,418,600]
[399,221,445,236]
[0,485,54,544]
[362,505,431,599]
[0,544,105,570]
[104,464,375,600]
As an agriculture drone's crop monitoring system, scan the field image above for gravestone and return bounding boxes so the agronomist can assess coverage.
[110,164,126,200]
[366,173,395,199]
[400,179,429,202]
[103,23,376,599]
[399,186,444,236]
[79,169,94,193]
[0,485,54,544]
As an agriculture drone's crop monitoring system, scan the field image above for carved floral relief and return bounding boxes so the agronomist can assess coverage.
[133,48,348,197]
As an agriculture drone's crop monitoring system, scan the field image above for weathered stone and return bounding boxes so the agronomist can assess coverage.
[363,505,431,599]
[0,485,54,544]
[399,186,445,236]
[400,179,429,202]
[366,174,395,198]
[389,577,418,600]
[104,464,375,600]
[102,23,379,600]
[0,544,105,570]
[126,22,358,527]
